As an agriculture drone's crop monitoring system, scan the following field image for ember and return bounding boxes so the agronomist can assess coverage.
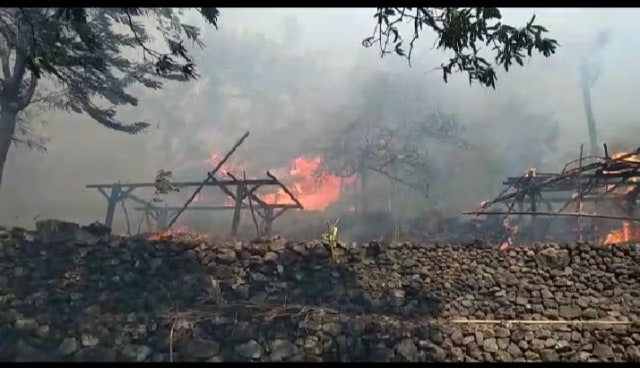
[146,224,210,242]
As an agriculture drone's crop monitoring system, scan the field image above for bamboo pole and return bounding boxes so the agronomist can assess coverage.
[166,131,250,229]
[451,319,632,325]
[463,210,640,223]
[577,144,584,241]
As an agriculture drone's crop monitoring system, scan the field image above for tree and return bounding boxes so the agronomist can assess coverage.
[364,7,558,88]
[0,7,219,186]
[144,25,333,176]
[320,70,469,213]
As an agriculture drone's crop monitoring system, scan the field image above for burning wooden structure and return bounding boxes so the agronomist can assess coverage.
[464,144,640,243]
[86,132,304,236]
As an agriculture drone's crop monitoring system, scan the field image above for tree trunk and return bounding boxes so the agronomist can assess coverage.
[0,106,17,187]
[580,82,598,156]
[579,60,599,156]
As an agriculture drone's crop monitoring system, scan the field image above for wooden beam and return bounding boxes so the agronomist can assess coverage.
[166,131,250,229]
[230,184,244,236]
[86,179,277,189]
[132,204,298,211]
[463,210,640,222]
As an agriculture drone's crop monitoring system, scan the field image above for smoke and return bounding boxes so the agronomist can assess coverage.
[3,8,640,231]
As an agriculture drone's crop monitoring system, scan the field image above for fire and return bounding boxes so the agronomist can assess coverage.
[601,151,640,245]
[204,153,355,211]
[259,156,355,211]
[610,152,640,164]
[603,222,640,245]
[206,153,244,175]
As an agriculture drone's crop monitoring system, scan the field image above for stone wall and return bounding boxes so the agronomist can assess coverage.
[0,221,639,362]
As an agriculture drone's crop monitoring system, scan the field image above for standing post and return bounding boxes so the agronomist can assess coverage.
[104,183,122,229]
[576,144,584,241]
[230,184,244,236]
[263,208,274,236]
[157,205,170,231]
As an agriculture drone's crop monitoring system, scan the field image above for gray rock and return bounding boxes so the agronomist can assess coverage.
[495,327,510,338]
[423,342,446,362]
[530,339,545,352]
[555,340,571,353]
[270,339,297,361]
[74,347,117,362]
[321,322,342,336]
[58,337,79,356]
[35,324,50,338]
[593,343,614,360]
[81,334,100,347]
[524,351,540,361]
[184,338,220,360]
[540,349,559,362]
[235,340,264,360]
[396,339,419,361]
[625,345,640,362]
[582,308,598,319]
[482,338,498,353]
[559,305,582,319]
[121,345,152,362]
[495,351,513,362]
[16,339,51,362]
[497,338,510,350]
[450,330,464,345]
[14,318,37,331]
[449,347,464,362]
[507,343,522,358]
[462,335,475,345]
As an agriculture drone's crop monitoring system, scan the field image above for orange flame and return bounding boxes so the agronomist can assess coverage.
[204,153,355,211]
[206,153,244,175]
[602,151,640,245]
[603,222,640,245]
[259,156,356,211]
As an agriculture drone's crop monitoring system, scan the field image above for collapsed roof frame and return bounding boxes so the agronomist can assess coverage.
[463,144,640,241]
[86,132,304,236]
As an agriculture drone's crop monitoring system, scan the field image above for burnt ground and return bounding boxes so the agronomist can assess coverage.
[1,219,640,362]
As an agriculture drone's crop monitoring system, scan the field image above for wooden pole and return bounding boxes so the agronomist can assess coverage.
[577,144,584,241]
[104,183,121,228]
[463,210,640,222]
[243,170,261,237]
[477,148,640,211]
[166,132,250,230]
[451,319,631,326]
[230,184,243,236]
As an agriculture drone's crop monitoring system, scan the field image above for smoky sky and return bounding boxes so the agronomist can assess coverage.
[2,7,640,229]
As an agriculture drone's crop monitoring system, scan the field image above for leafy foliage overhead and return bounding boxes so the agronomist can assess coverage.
[0,8,219,134]
[363,7,559,88]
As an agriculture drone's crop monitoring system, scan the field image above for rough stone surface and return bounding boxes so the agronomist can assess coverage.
[0,221,639,361]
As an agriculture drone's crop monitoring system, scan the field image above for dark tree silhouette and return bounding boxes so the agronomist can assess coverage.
[364,7,558,88]
[320,70,469,213]
[0,7,219,186]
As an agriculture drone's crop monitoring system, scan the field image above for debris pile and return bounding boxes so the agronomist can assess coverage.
[1,220,639,362]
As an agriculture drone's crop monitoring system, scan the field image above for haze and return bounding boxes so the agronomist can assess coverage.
[2,7,639,232]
